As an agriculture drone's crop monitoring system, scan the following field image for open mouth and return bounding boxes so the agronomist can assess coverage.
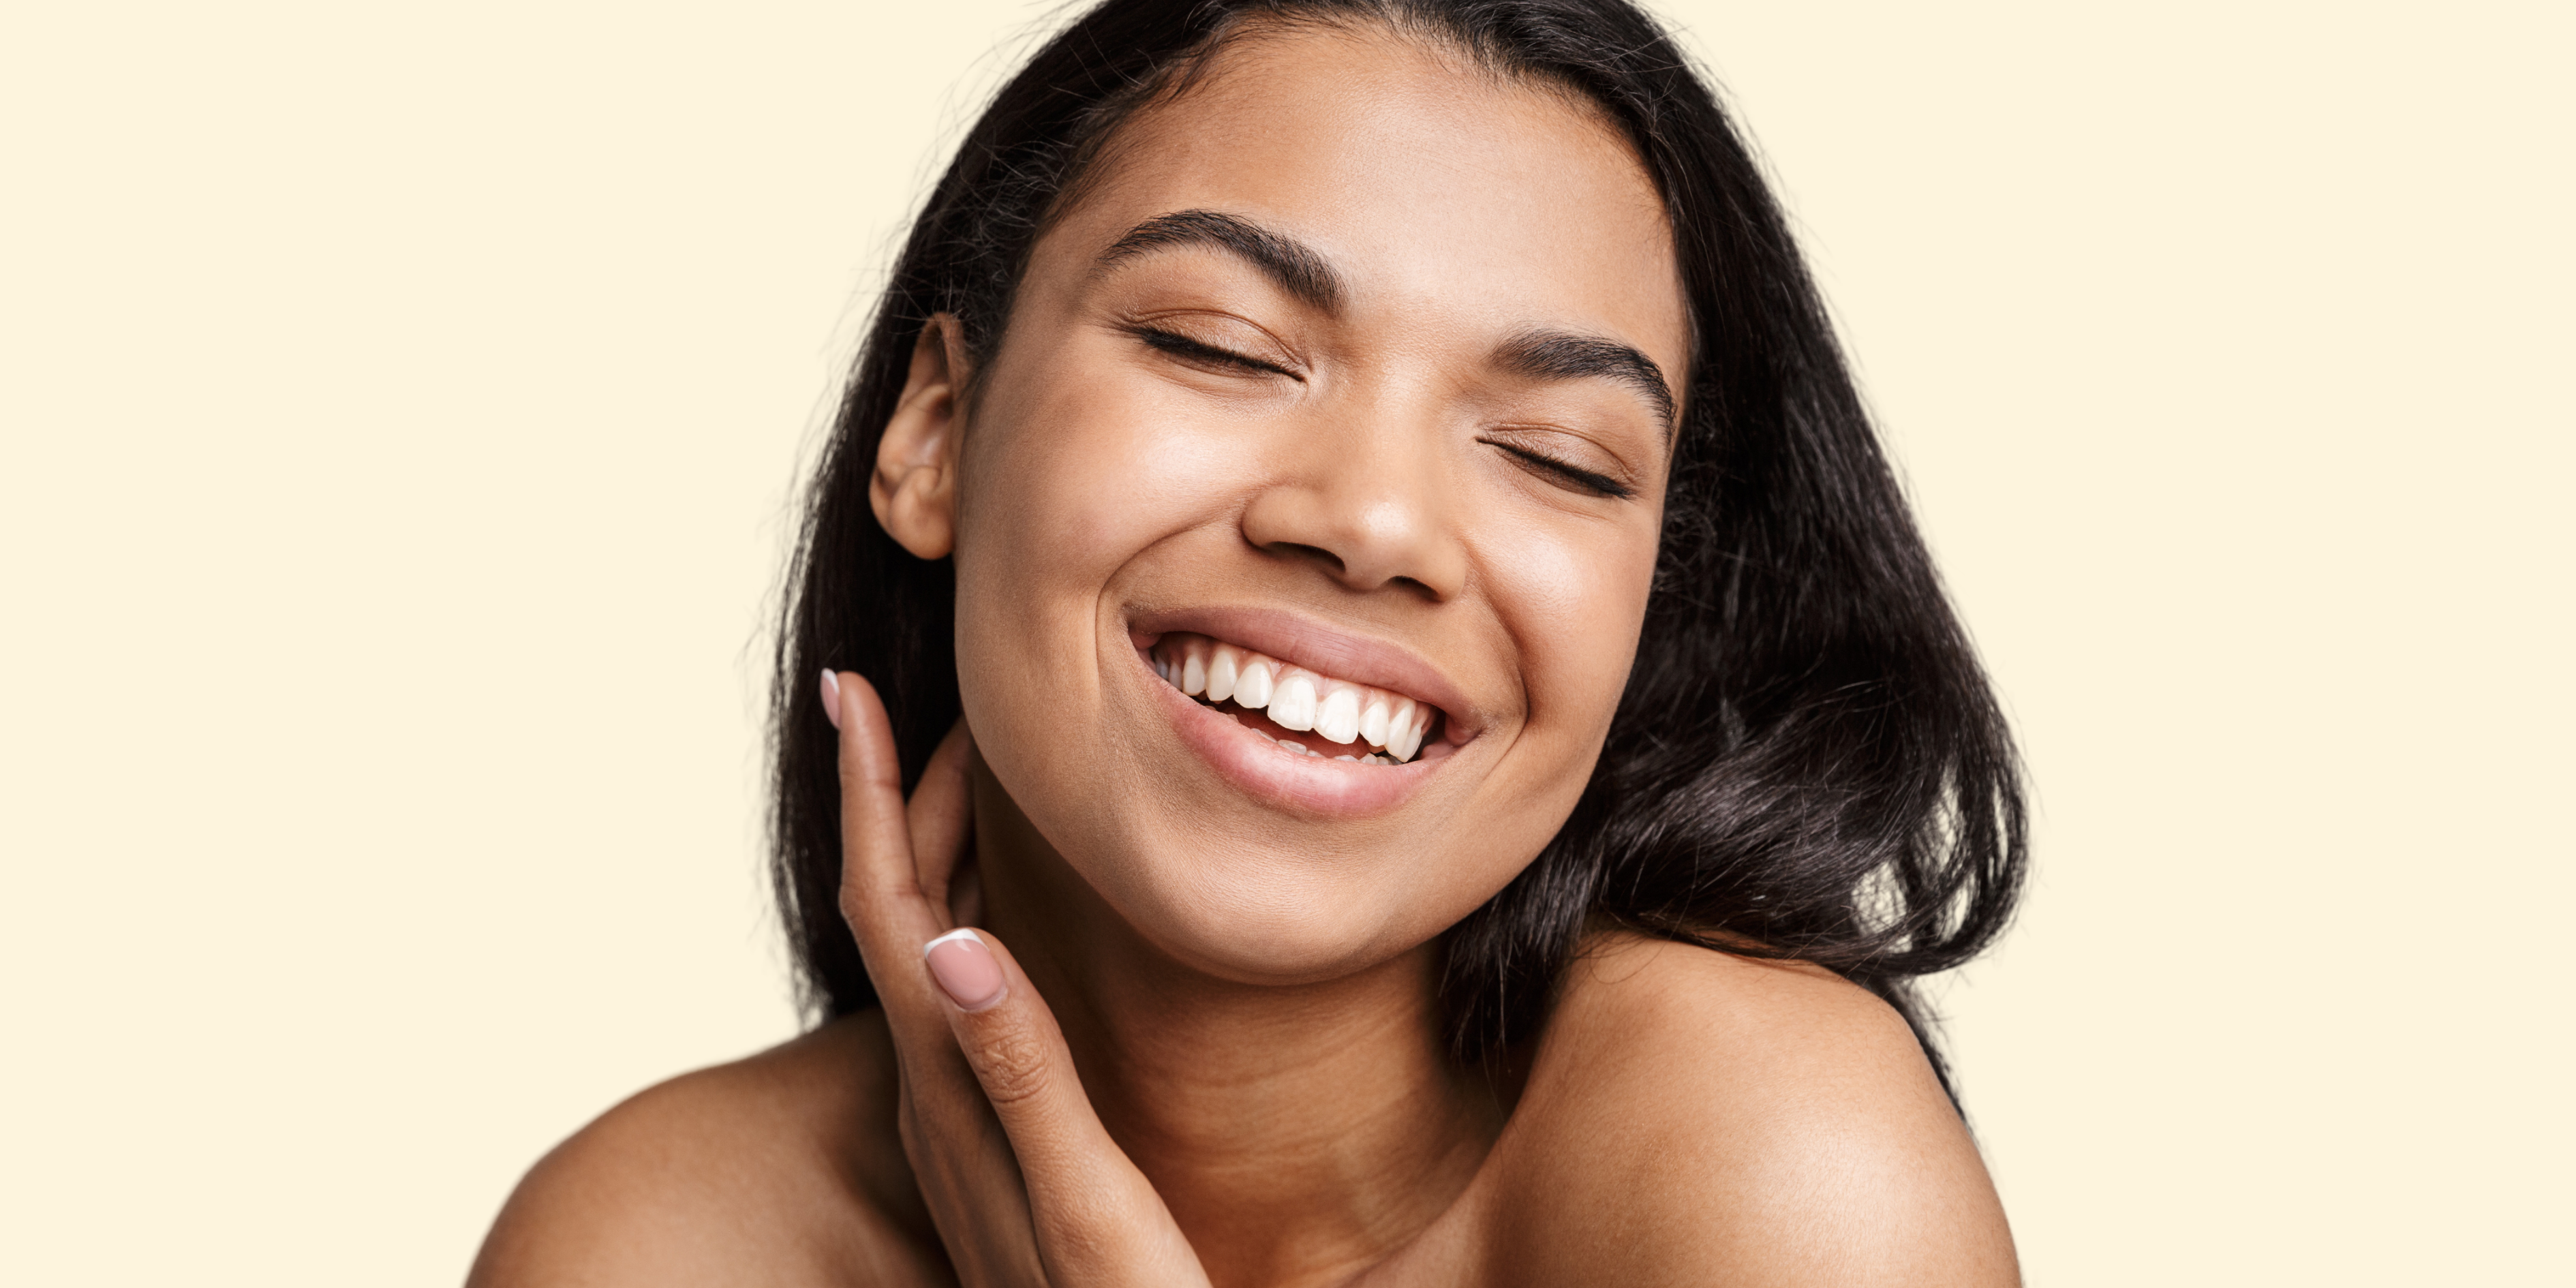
[1148,632,1446,765]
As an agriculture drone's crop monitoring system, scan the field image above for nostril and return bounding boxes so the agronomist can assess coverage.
[1263,541,1347,575]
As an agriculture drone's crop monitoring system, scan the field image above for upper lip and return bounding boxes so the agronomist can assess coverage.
[1126,604,1483,741]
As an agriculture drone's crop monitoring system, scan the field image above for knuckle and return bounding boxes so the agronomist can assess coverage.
[970,1025,1052,1107]
[834,888,883,937]
[840,747,899,794]
[1038,1217,1116,1272]
[835,873,916,928]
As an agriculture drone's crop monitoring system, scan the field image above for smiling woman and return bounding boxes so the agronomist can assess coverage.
[469,1,2025,1284]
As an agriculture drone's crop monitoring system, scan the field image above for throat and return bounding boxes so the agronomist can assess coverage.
[1042,949,1505,1287]
[962,746,1498,1283]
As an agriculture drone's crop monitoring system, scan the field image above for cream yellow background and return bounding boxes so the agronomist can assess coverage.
[3,1,2566,1283]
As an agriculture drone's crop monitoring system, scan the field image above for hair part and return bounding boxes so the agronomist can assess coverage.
[770,0,2026,1107]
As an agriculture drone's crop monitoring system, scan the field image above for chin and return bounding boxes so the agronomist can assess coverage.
[1116,859,1441,987]
[1037,796,1469,987]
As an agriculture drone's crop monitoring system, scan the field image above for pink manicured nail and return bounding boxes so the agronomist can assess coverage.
[820,669,842,731]
[923,928,1006,1011]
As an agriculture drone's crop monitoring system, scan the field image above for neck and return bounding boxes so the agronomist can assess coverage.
[967,765,1501,1287]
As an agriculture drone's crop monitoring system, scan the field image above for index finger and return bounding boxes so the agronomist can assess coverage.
[824,670,961,1012]
[906,719,976,929]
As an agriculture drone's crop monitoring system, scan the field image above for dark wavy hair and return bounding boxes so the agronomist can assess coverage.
[769,0,2025,1100]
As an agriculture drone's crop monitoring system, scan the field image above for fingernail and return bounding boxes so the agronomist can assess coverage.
[819,669,842,731]
[923,927,1006,1011]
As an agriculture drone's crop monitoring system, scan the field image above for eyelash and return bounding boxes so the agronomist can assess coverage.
[1483,440,1635,500]
[1134,327,1295,378]
[1134,327,1631,500]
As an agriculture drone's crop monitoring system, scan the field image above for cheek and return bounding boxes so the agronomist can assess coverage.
[1480,510,1660,739]
[946,347,1257,823]
[953,365,1240,602]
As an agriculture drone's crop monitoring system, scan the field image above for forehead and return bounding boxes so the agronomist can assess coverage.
[1030,23,1687,376]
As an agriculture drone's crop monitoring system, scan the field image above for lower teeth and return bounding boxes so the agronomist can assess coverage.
[1264,733,1392,765]
[1207,699,1400,764]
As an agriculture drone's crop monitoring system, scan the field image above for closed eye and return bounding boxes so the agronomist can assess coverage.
[1134,327,1298,379]
[1482,438,1636,500]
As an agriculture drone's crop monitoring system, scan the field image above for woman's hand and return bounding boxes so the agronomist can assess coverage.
[825,670,1212,1288]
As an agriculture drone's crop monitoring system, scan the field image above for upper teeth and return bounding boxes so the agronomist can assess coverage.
[1152,633,1434,763]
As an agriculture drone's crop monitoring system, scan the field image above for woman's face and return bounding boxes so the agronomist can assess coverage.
[934,26,1687,984]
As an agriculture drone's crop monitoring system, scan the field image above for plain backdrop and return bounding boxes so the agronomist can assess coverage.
[3,1,2567,1283]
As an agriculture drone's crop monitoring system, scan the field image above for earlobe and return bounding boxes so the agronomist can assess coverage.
[870,315,973,560]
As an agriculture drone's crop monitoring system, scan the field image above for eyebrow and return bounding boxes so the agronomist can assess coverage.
[1099,208,1676,435]
[1492,330,1677,438]
[1097,209,1345,314]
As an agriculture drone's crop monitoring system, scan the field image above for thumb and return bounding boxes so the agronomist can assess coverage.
[921,929,1210,1288]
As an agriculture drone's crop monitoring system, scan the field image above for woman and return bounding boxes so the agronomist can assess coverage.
[472,0,2025,1282]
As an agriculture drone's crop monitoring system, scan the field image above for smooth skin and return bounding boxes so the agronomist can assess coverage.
[470,24,2016,1288]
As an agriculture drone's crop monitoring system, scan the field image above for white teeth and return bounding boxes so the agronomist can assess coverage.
[1150,632,1440,764]
[1317,684,1362,744]
[1270,671,1319,731]
[1234,656,1275,709]
[1206,643,1240,703]
[1388,699,1421,761]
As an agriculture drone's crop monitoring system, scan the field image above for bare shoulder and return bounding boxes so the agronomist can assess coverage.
[466,1011,949,1288]
[1473,933,2017,1287]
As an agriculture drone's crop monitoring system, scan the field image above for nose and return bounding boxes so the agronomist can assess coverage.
[1238,407,1467,600]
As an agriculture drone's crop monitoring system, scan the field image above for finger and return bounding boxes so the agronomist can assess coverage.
[827,676,1058,1283]
[923,927,1211,1287]
[826,670,945,947]
[906,720,974,928]
[824,671,959,1030]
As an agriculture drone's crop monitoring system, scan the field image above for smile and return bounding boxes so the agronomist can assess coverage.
[1147,632,1447,765]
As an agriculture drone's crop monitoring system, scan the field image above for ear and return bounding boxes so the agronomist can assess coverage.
[870,314,975,560]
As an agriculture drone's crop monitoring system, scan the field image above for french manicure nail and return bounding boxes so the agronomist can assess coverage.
[820,669,842,731]
[923,927,1006,1011]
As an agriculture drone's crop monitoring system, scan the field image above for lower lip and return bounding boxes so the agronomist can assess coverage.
[1141,652,1447,818]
